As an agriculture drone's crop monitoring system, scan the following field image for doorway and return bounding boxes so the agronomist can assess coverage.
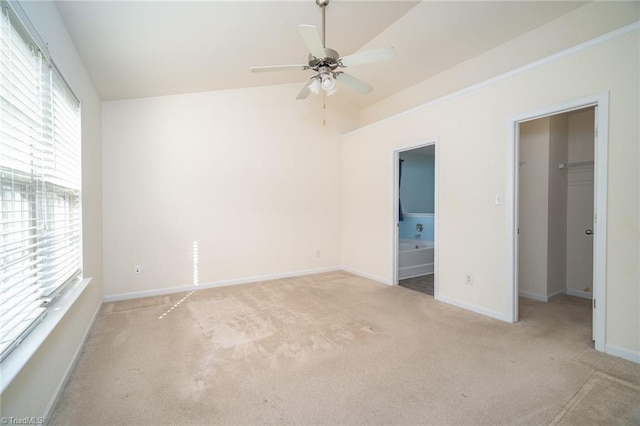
[507,93,608,352]
[393,142,437,297]
[518,107,595,304]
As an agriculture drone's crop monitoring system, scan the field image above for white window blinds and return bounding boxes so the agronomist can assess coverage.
[0,4,81,361]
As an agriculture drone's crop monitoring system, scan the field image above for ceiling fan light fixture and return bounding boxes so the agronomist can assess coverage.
[309,77,321,95]
[321,73,335,91]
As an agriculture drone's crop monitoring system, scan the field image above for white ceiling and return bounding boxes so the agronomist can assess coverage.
[54,0,588,108]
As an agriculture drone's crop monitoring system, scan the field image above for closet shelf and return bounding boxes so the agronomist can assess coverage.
[558,160,594,169]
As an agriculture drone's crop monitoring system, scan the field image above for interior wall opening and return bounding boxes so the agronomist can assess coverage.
[517,106,596,336]
[395,143,436,296]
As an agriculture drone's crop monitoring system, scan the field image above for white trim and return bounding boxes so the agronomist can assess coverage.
[592,97,609,352]
[341,267,392,286]
[43,299,101,423]
[567,289,593,300]
[506,118,518,322]
[0,277,93,393]
[344,21,639,138]
[103,267,341,302]
[506,92,609,352]
[433,140,440,300]
[393,150,400,286]
[437,295,509,322]
[605,344,640,364]
[507,94,605,125]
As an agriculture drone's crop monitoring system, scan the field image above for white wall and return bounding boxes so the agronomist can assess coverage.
[518,118,550,299]
[102,86,358,298]
[547,114,568,298]
[0,0,103,419]
[361,2,640,126]
[341,9,639,360]
[518,114,569,301]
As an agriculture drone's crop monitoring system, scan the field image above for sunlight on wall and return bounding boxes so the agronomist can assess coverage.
[192,240,199,285]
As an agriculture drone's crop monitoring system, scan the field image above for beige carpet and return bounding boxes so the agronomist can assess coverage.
[552,372,640,425]
[50,271,640,425]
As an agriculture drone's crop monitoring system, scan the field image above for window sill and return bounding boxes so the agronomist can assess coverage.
[0,277,93,393]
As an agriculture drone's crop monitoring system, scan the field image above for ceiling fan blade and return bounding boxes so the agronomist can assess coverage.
[296,76,316,100]
[335,72,372,95]
[251,65,308,73]
[298,24,326,59]
[339,47,396,68]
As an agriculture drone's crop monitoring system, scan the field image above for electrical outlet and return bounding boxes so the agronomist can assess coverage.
[465,274,473,285]
[134,265,141,274]
[316,249,321,258]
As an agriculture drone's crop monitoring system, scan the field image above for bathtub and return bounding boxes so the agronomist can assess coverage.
[398,239,434,279]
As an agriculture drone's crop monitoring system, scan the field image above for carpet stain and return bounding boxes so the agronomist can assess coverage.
[185,281,380,373]
[188,296,276,349]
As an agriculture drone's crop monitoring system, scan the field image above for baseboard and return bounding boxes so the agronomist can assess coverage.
[605,343,640,364]
[437,294,509,322]
[519,290,549,302]
[567,288,593,299]
[103,266,341,302]
[340,267,392,286]
[520,289,593,302]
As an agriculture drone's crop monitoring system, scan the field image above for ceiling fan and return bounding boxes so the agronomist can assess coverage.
[250,0,396,100]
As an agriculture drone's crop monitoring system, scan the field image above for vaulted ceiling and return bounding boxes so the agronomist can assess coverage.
[55,1,588,108]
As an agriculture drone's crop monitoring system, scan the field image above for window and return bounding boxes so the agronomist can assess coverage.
[0,3,81,361]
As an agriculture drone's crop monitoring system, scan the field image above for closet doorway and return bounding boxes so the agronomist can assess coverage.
[507,93,608,351]
[393,141,438,298]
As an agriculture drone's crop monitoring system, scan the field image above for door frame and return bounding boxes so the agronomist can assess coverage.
[506,92,608,352]
[392,139,439,300]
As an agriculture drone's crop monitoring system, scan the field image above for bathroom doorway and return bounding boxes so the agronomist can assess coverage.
[507,93,608,351]
[393,142,437,297]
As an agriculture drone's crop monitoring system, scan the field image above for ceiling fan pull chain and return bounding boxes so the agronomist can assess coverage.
[323,92,327,126]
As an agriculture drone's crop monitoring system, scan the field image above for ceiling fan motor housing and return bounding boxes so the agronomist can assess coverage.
[308,48,339,70]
